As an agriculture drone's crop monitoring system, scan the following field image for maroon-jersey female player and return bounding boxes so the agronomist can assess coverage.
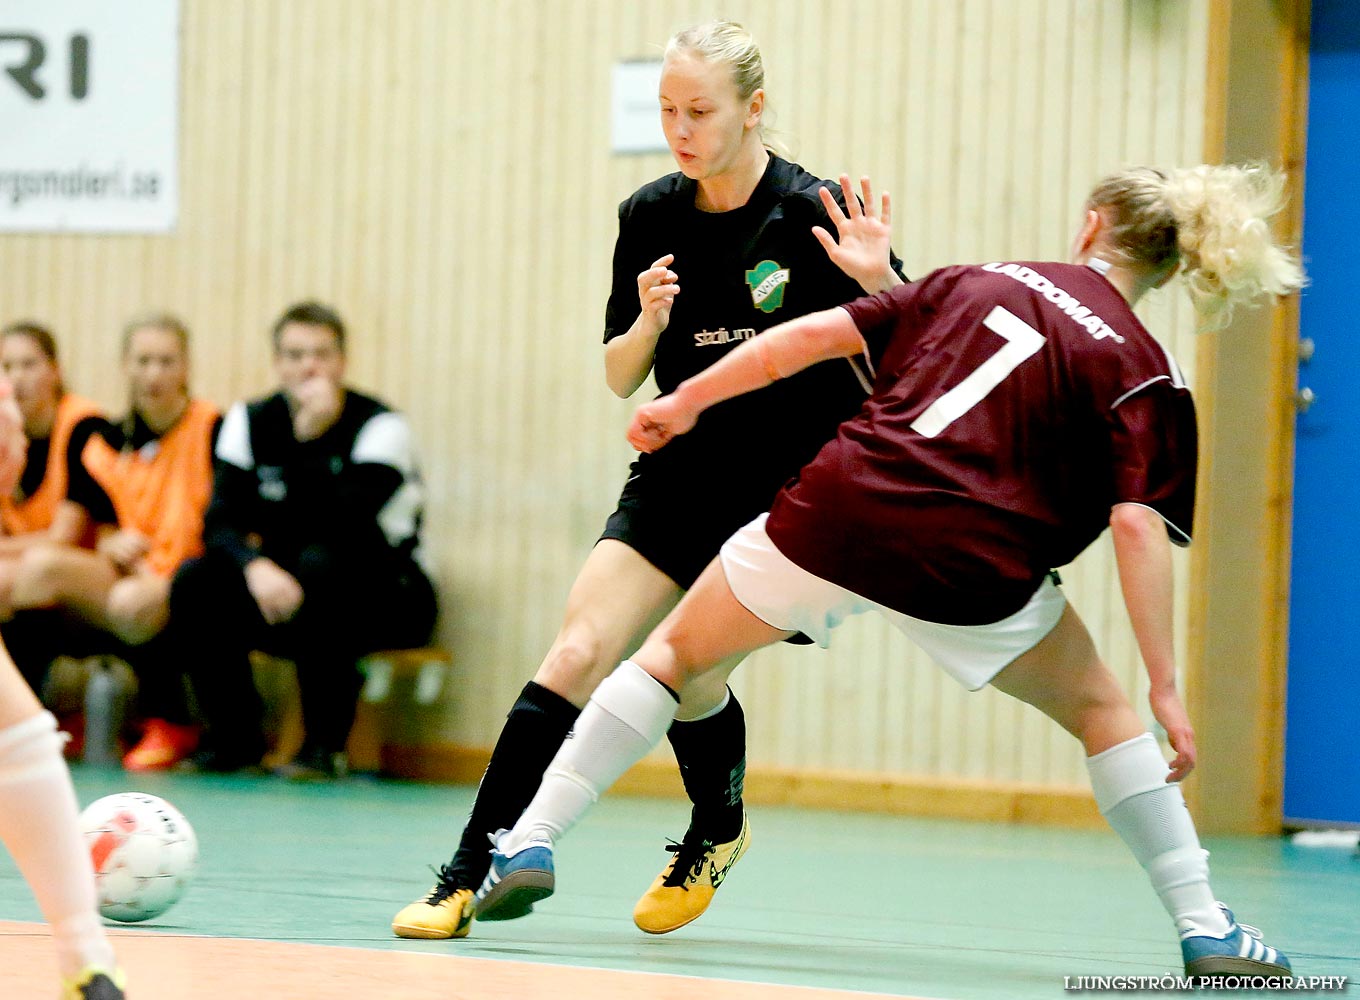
[477,164,1306,984]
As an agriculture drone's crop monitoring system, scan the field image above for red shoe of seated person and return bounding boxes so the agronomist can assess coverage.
[123,719,200,771]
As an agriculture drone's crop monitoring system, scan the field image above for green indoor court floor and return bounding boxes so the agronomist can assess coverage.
[2,767,1357,999]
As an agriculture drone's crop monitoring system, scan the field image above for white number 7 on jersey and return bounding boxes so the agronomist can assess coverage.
[910,305,1046,438]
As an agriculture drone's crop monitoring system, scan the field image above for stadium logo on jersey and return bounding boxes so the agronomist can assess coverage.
[745,259,790,313]
[694,327,756,347]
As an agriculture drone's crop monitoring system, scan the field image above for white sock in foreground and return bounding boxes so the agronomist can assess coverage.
[500,660,679,854]
[0,711,116,978]
[1087,732,1230,938]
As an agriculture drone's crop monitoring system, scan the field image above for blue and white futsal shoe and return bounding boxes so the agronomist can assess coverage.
[473,830,555,921]
[1181,904,1291,981]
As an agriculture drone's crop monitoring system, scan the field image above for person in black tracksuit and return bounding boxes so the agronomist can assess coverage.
[171,301,436,777]
[393,19,905,940]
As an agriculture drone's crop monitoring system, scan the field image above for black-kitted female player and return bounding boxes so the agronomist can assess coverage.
[393,18,903,939]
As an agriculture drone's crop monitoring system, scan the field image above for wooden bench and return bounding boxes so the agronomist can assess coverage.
[253,646,453,773]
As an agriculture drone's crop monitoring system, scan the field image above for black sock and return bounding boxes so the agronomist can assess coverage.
[444,681,580,887]
[667,690,746,843]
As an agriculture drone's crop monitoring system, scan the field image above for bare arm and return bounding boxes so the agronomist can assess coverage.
[604,254,679,398]
[0,382,22,494]
[0,383,38,557]
[1110,501,1196,781]
[0,500,91,557]
[604,312,666,398]
[627,306,865,452]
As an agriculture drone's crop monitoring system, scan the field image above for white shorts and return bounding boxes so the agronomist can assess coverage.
[719,514,1068,691]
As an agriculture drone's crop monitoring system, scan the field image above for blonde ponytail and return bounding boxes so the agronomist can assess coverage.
[1087,163,1306,329]
[1162,163,1306,328]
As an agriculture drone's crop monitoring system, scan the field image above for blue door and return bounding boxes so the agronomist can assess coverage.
[1284,0,1360,826]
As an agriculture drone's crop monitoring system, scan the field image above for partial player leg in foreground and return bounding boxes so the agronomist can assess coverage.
[0,645,126,999]
[0,381,126,998]
[474,554,1291,982]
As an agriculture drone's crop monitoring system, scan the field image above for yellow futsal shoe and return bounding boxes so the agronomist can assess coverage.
[61,966,126,999]
[633,812,750,935]
[392,868,476,939]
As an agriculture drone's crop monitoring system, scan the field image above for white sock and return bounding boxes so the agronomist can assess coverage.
[1087,732,1229,938]
[501,661,678,854]
[0,712,116,977]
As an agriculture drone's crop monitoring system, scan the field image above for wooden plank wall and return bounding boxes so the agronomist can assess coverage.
[0,0,1211,796]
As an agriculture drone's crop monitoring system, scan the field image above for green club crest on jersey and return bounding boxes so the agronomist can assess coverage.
[745,259,790,313]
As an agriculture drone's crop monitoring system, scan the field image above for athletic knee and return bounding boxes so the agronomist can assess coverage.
[634,628,706,693]
[1068,681,1140,746]
[534,628,611,704]
[675,671,730,721]
[105,580,168,645]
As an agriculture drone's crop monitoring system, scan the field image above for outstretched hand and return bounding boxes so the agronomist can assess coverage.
[1150,686,1197,782]
[812,174,895,293]
[627,394,698,453]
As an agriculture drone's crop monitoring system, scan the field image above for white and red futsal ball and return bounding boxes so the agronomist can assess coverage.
[79,792,197,922]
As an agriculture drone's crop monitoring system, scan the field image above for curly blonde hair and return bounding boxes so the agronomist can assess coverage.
[1087,163,1306,328]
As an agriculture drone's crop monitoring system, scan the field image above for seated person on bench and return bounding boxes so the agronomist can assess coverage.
[8,314,219,771]
[171,301,437,779]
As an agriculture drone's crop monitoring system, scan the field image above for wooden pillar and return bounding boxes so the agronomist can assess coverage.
[1186,0,1309,833]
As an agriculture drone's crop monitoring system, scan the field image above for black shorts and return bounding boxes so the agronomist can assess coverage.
[598,462,813,644]
[599,469,728,589]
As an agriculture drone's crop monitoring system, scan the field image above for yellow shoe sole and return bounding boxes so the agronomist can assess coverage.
[392,886,475,939]
[633,814,750,935]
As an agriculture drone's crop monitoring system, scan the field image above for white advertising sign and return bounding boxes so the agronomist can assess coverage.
[0,0,179,233]
[611,59,666,155]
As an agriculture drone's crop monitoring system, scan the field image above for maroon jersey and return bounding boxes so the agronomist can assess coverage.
[763,261,1197,626]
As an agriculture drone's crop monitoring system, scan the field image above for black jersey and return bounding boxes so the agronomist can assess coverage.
[209,388,427,572]
[17,414,104,503]
[604,155,906,513]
